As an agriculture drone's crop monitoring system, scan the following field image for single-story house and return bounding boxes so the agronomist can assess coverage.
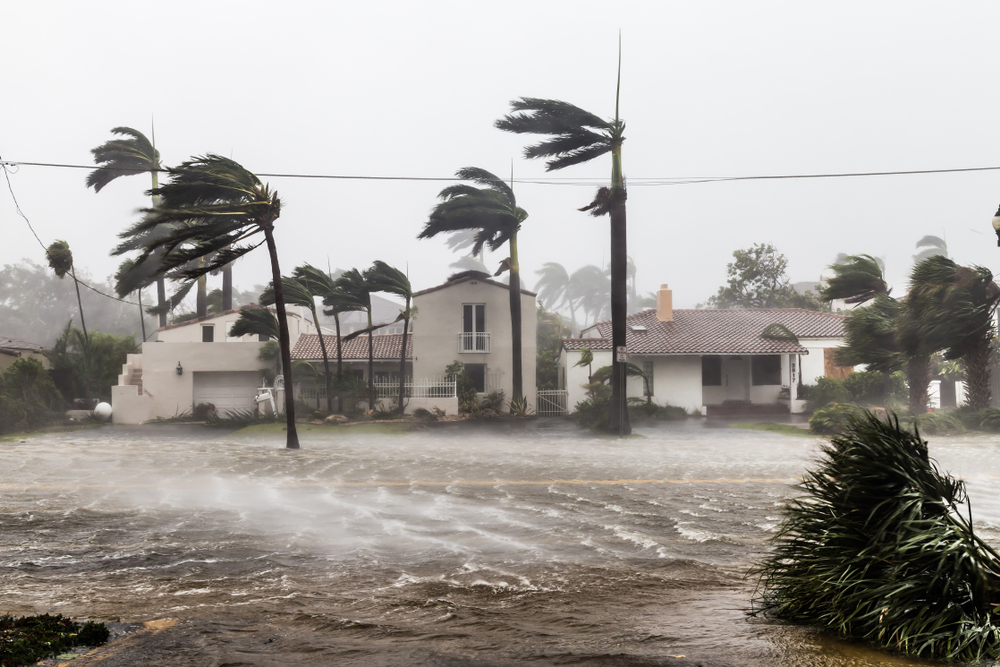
[559,284,848,415]
[0,336,48,373]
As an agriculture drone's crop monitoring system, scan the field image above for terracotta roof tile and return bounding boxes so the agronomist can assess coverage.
[567,308,845,355]
[292,333,411,361]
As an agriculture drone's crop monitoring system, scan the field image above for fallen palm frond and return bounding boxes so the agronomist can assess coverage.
[752,410,1000,662]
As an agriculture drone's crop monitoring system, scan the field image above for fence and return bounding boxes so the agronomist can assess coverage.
[297,379,456,402]
[536,389,569,416]
[458,332,491,353]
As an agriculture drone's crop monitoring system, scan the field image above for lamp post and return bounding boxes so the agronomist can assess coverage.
[992,205,1000,246]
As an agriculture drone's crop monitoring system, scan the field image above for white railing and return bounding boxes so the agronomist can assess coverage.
[458,331,491,353]
[536,389,569,416]
[297,379,457,401]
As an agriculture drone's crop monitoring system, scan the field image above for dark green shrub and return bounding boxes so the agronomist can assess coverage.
[978,407,1000,432]
[571,394,610,431]
[910,411,965,435]
[480,390,506,412]
[1,357,64,433]
[445,360,478,413]
[842,370,907,407]
[626,397,687,420]
[0,614,109,666]
[805,377,851,412]
[753,411,1000,662]
[412,408,437,422]
[193,402,216,421]
[508,396,533,417]
[808,402,863,434]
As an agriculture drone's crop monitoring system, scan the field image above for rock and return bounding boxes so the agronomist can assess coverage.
[324,414,349,424]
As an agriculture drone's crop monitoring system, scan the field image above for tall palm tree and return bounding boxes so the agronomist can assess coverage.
[120,154,299,449]
[292,264,342,413]
[914,235,948,263]
[496,61,630,434]
[819,254,891,305]
[366,261,412,413]
[114,258,149,342]
[321,280,366,413]
[419,167,528,402]
[904,256,1000,410]
[335,268,376,405]
[261,275,334,414]
[45,240,87,341]
[572,264,611,329]
[88,126,171,327]
[535,262,579,335]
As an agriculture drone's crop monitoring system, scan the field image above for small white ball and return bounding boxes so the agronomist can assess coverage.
[93,402,113,422]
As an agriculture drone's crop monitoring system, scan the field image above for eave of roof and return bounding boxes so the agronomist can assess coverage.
[292,332,412,361]
[412,272,536,298]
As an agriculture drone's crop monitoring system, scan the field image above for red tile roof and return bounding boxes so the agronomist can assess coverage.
[292,333,411,361]
[566,308,845,355]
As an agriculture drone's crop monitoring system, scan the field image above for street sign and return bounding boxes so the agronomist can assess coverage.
[616,346,627,363]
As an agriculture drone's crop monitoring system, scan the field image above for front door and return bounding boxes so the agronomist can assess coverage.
[724,357,748,401]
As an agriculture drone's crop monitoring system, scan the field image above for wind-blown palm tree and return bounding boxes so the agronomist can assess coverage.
[120,154,299,449]
[88,126,172,327]
[292,264,342,413]
[45,240,87,341]
[819,254,891,306]
[914,235,948,263]
[419,166,528,402]
[321,280,366,413]
[572,264,611,329]
[261,275,333,414]
[366,261,413,413]
[114,258,149,342]
[535,262,579,335]
[904,256,1000,410]
[335,268,376,405]
[496,63,630,434]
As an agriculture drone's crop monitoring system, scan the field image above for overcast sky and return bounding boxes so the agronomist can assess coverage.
[4,1,1000,310]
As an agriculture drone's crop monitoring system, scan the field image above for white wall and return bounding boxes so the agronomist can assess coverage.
[799,337,845,385]
[412,279,536,409]
[559,348,612,411]
[154,306,314,344]
[635,355,703,412]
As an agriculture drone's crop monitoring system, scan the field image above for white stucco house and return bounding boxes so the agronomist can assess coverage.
[558,285,848,415]
[112,305,316,423]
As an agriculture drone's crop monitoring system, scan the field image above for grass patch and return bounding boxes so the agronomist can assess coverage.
[0,614,109,666]
[0,422,103,442]
[731,422,817,437]
[232,421,417,436]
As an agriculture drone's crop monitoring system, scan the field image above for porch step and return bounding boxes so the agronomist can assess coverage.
[705,403,790,417]
[131,369,143,395]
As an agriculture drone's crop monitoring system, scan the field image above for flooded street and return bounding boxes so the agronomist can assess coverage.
[2,419,998,666]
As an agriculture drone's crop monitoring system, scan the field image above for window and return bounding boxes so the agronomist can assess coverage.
[642,360,654,396]
[461,304,488,352]
[201,325,215,343]
[752,355,782,386]
[465,363,486,393]
[258,333,269,342]
[702,356,721,386]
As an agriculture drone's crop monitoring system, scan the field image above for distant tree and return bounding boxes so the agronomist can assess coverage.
[335,268,376,405]
[45,240,88,341]
[44,322,138,403]
[114,258,148,342]
[705,243,823,310]
[1,357,64,433]
[536,304,571,390]
[914,235,948,263]
[366,261,413,413]
[572,265,611,328]
[535,262,579,334]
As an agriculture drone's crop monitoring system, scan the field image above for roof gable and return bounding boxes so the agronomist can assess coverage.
[412,272,536,298]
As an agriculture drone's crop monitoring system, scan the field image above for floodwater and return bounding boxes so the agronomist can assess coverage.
[2,419,999,666]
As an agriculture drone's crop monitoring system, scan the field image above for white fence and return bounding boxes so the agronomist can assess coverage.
[297,379,456,401]
[536,389,569,416]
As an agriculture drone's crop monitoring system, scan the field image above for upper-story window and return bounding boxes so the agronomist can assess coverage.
[459,304,490,353]
[202,325,215,342]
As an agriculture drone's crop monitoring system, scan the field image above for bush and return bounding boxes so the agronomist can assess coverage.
[412,408,437,422]
[753,411,1000,662]
[1,358,64,433]
[193,402,216,421]
[480,390,506,412]
[445,360,478,413]
[626,397,687,420]
[571,394,610,431]
[808,402,864,434]
[909,411,965,435]
[0,614,109,666]
[805,377,851,412]
[508,396,534,417]
[805,371,907,413]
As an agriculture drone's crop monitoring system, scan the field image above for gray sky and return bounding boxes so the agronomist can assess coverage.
[4,0,1000,310]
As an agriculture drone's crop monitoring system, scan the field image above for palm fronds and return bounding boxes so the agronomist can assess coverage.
[228,306,280,340]
[753,411,1000,662]
[495,98,614,171]
[87,126,160,193]
[820,254,890,305]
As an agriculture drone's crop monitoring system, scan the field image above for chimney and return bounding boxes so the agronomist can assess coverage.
[656,284,673,322]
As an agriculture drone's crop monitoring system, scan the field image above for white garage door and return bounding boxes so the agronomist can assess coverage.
[193,371,261,415]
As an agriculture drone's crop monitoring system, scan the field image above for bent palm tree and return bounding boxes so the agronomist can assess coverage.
[88,126,172,326]
[121,154,299,449]
[335,268,376,405]
[819,254,890,305]
[535,262,579,335]
[914,235,948,263]
[46,240,87,341]
[496,67,629,434]
[419,166,528,402]
[366,261,413,413]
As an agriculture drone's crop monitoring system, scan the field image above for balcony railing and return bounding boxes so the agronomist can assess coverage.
[458,331,491,353]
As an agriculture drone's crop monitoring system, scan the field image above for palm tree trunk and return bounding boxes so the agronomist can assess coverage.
[263,226,299,449]
[367,309,375,408]
[607,145,631,436]
[509,231,523,403]
[223,264,233,311]
[69,265,88,342]
[398,300,410,414]
[150,169,168,328]
[907,355,930,415]
[335,314,343,414]
[310,305,333,414]
[196,273,207,318]
[138,289,146,342]
[962,333,993,410]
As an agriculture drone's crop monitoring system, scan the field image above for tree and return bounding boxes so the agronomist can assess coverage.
[914,235,948,263]
[114,258,147,342]
[292,264,342,413]
[705,243,824,310]
[44,322,138,403]
[535,262,579,335]
[120,154,299,449]
[536,304,571,390]
[334,268,375,406]
[261,275,333,413]
[45,241,88,341]
[366,261,412,413]
[904,256,1000,410]
[419,167,528,402]
[819,254,890,305]
[572,265,611,329]
[320,278,367,413]
[496,70,630,433]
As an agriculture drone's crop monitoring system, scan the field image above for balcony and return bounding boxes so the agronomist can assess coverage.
[458,331,491,353]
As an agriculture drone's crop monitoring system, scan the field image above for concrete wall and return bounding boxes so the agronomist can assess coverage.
[412,280,536,410]
[154,306,314,344]
[113,341,269,423]
[799,337,844,385]
[630,355,704,413]
[559,348,612,411]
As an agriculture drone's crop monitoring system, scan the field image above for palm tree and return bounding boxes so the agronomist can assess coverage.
[88,126,172,327]
[572,264,611,329]
[45,240,87,341]
[535,262,579,335]
[121,154,299,449]
[366,261,413,413]
[114,258,149,342]
[904,256,1000,410]
[419,166,528,402]
[292,264,342,413]
[260,275,334,414]
[496,65,630,434]
[819,254,891,305]
[321,279,366,413]
[914,235,948,263]
[335,268,376,406]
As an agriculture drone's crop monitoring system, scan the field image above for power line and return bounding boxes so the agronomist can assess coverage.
[3,159,1000,186]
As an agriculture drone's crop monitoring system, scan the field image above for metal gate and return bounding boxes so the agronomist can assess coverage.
[536,389,569,416]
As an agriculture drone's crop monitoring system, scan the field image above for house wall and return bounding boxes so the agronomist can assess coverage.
[629,355,703,412]
[559,348,612,411]
[412,280,536,409]
[154,306,314,344]
[0,349,49,374]
[113,341,269,423]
